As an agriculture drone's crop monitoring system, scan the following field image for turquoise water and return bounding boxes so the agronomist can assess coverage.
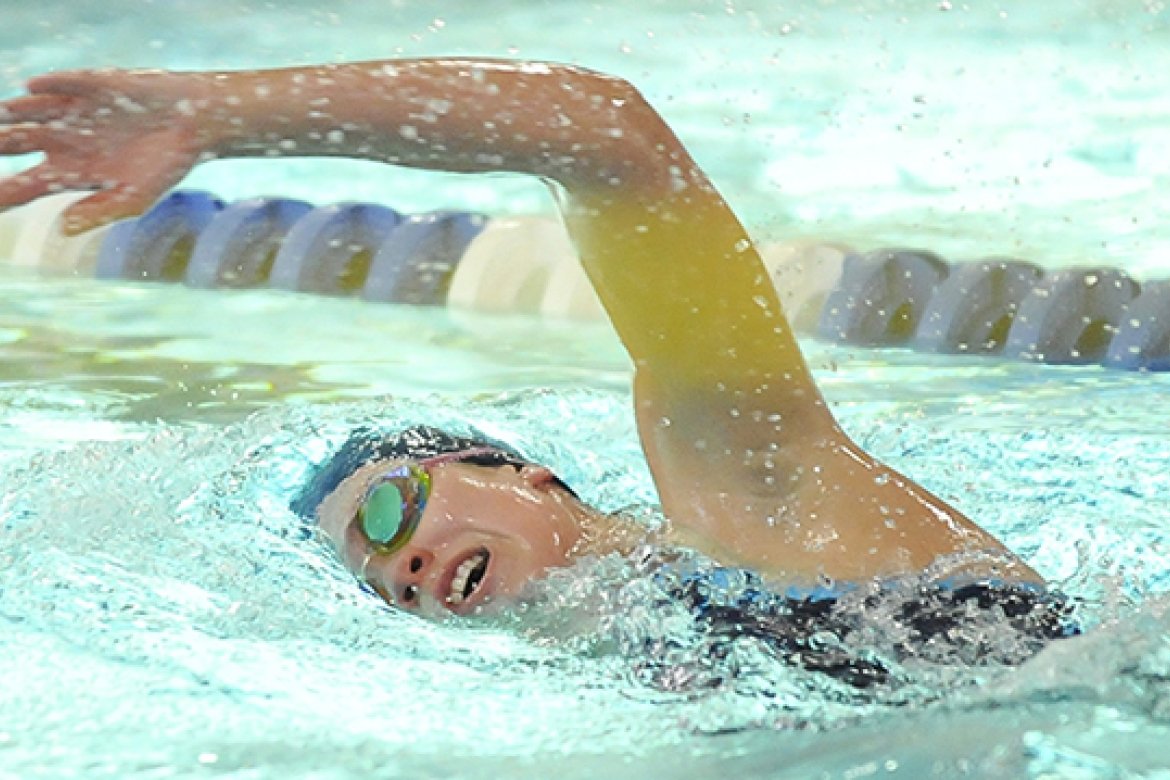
[3,1,1170,778]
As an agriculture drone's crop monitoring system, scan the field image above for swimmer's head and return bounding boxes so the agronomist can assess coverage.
[294,425,599,617]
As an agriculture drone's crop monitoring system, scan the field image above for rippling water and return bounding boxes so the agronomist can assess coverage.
[3,269,1170,777]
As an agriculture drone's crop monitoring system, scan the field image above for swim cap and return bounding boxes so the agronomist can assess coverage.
[290,424,575,520]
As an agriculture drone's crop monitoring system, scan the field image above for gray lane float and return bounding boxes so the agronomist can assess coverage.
[363,211,486,304]
[1003,267,1138,365]
[913,259,1043,355]
[816,249,948,346]
[1104,280,1170,371]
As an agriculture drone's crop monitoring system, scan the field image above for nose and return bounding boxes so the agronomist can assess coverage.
[516,464,557,490]
[368,546,434,608]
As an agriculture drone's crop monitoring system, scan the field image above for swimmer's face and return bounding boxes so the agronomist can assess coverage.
[316,457,588,617]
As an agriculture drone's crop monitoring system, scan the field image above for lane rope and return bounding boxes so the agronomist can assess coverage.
[3,190,1168,371]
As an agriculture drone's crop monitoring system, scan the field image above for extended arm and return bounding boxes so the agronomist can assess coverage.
[0,60,804,385]
[0,59,1039,586]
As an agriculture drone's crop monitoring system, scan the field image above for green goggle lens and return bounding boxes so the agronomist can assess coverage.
[362,482,407,544]
[357,465,430,553]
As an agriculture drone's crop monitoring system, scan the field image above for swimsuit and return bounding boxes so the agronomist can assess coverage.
[655,563,1079,689]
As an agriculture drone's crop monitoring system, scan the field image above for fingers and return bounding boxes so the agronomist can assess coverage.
[4,69,133,126]
[61,143,193,235]
[58,186,153,235]
[0,93,76,125]
[0,165,66,211]
[0,125,52,156]
[26,69,120,98]
[0,169,164,236]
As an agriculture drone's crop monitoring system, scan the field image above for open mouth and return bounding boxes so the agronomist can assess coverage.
[446,548,490,607]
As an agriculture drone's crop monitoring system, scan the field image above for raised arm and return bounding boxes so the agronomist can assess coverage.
[0,60,804,386]
[0,60,1039,586]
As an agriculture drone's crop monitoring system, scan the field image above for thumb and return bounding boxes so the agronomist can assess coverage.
[62,133,198,235]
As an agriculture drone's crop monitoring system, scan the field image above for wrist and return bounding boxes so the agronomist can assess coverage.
[191,67,363,160]
[184,71,264,157]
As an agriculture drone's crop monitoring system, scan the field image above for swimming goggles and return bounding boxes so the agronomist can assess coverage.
[355,447,506,555]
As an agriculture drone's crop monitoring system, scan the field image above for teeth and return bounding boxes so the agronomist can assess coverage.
[447,551,488,605]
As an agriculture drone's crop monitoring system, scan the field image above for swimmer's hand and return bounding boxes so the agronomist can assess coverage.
[0,70,205,235]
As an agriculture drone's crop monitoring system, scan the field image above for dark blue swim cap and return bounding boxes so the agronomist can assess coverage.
[290,424,575,520]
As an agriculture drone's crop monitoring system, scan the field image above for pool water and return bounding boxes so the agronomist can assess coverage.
[5,268,1170,778]
[3,1,1170,778]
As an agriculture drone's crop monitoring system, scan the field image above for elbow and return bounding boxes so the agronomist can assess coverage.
[542,68,688,195]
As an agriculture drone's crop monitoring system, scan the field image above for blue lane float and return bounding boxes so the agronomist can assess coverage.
[185,197,313,289]
[95,191,224,281]
[62,189,1170,372]
[268,203,403,294]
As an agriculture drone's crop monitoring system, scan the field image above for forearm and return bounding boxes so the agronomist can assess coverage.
[194,59,682,195]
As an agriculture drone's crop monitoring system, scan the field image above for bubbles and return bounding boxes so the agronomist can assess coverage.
[0,365,1167,773]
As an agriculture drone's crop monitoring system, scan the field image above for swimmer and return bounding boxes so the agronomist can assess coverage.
[0,59,1049,625]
